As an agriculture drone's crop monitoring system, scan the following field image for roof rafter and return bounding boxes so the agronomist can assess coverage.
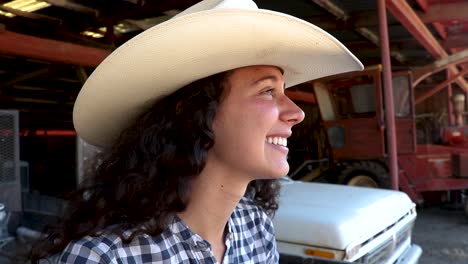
[45,0,99,16]
[0,29,111,67]
[309,0,406,64]
[2,67,50,88]
[413,49,468,86]
[386,0,468,92]
[417,1,468,24]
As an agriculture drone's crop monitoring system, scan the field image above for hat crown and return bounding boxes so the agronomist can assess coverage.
[74,0,363,147]
[214,0,257,9]
[174,0,258,18]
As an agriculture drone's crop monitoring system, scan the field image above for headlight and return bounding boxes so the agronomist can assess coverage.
[303,246,345,260]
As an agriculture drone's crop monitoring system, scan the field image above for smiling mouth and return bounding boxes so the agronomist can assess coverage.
[265,137,287,147]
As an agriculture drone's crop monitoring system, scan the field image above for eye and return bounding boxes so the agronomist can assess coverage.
[262,87,275,95]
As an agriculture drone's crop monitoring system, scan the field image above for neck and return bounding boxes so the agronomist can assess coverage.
[178,160,250,245]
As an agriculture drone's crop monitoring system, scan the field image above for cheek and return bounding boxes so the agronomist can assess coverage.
[250,101,279,125]
[213,100,278,139]
[236,103,277,134]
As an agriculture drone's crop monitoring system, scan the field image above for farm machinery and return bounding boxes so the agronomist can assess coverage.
[286,65,468,206]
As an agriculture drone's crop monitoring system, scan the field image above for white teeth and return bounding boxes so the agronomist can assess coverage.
[266,137,287,147]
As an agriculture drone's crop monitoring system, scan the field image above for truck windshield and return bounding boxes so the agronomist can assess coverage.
[392,75,411,118]
[329,75,376,119]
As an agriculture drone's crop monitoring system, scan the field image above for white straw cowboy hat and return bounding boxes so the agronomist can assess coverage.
[73,0,363,147]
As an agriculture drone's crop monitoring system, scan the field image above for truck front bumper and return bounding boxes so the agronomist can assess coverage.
[396,244,422,264]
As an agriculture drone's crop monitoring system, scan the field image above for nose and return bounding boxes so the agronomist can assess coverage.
[279,94,305,126]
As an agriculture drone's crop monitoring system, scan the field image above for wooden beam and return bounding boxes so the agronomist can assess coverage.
[305,2,466,31]
[345,38,424,51]
[45,0,98,16]
[14,97,73,105]
[386,0,445,56]
[10,85,52,92]
[414,0,429,11]
[356,27,406,63]
[124,16,173,30]
[413,49,468,86]
[309,0,406,64]
[0,5,61,24]
[309,0,348,20]
[415,68,468,104]
[1,101,73,111]
[2,67,50,88]
[75,66,88,85]
[432,22,447,39]
[386,0,468,91]
[0,30,111,67]
[418,2,468,24]
[9,86,77,99]
[306,3,467,32]
[104,0,198,21]
[0,92,75,105]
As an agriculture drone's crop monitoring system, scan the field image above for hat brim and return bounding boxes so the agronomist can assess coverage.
[73,9,363,147]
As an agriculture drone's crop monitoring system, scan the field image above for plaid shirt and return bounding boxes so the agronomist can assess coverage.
[58,197,279,263]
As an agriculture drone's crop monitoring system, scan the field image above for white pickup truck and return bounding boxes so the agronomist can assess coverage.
[274,178,422,263]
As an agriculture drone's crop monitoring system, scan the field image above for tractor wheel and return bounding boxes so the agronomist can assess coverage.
[338,161,390,189]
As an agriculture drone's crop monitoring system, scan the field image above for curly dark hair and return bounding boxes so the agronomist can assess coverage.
[30,71,281,262]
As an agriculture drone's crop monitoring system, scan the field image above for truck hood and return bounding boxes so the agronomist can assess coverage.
[273,180,415,250]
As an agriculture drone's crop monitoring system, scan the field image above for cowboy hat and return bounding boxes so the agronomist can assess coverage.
[73,0,363,147]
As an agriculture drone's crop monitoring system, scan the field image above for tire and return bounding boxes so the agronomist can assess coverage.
[338,161,391,189]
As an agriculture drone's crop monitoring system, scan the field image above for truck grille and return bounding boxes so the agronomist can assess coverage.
[358,221,413,264]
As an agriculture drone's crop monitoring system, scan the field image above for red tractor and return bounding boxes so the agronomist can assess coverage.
[287,65,468,206]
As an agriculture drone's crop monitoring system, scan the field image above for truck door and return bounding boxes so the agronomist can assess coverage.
[314,68,385,160]
[392,72,416,154]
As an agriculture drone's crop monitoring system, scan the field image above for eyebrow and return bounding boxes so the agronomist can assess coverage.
[252,75,286,90]
[252,75,280,85]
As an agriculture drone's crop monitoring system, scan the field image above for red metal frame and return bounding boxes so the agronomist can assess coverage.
[379,0,398,190]
[415,68,468,104]
[0,29,110,67]
[412,49,468,87]
[312,65,468,205]
[399,144,468,198]
[386,0,468,92]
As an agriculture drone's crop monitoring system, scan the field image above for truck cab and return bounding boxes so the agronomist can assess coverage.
[314,65,416,162]
[286,65,468,205]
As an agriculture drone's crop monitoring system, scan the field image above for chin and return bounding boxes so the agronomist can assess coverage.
[270,166,289,179]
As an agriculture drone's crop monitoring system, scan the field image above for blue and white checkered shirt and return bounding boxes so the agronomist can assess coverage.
[58,197,279,263]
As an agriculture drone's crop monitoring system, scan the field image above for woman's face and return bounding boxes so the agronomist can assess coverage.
[210,65,305,181]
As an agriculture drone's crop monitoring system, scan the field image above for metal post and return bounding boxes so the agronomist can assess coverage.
[466,90,468,122]
[447,70,454,126]
[379,0,398,190]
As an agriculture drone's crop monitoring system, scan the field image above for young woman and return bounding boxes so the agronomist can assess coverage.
[31,0,362,263]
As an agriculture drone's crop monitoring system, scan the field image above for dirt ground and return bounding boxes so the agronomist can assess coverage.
[412,204,468,264]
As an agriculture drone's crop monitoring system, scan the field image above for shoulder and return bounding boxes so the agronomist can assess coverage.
[59,232,122,263]
[58,231,171,263]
